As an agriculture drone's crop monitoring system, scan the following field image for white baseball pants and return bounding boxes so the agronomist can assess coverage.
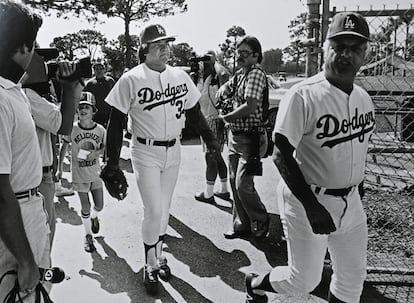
[131,141,180,246]
[269,180,367,303]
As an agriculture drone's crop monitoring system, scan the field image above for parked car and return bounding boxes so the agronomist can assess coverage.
[278,72,287,82]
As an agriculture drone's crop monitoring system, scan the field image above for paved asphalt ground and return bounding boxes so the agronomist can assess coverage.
[49,138,328,303]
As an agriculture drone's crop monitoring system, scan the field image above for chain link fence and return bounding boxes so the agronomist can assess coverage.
[330,5,414,302]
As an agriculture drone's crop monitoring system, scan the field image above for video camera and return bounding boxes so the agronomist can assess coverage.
[25,48,92,84]
[188,55,212,84]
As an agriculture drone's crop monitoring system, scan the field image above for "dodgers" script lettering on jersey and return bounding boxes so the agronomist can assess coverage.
[138,83,188,111]
[316,108,375,148]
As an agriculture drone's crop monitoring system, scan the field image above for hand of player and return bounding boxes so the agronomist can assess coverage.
[18,260,40,295]
[86,150,97,161]
[305,202,336,235]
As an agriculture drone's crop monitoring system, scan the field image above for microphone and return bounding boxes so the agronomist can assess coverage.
[39,267,65,283]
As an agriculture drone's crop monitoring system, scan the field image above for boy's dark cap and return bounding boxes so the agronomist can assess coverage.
[327,12,370,41]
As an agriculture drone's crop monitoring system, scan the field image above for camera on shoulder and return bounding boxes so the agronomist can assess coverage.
[26,48,92,84]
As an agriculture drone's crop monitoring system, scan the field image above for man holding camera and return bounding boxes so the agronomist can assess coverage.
[194,50,231,204]
[0,1,51,300]
[216,36,269,240]
[22,49,84,247]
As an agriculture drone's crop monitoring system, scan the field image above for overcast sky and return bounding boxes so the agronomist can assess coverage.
[35,0,414,56]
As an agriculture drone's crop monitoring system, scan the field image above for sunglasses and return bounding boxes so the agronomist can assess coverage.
[236,50,253,58]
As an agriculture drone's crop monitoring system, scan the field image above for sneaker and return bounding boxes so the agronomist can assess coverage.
[194,192,215,204]
[214,191,231,201]
[91,217,100,234]
[143,265,159,295]
[55,183,74,197]
[84,234,96,253]
[157,255,171,282]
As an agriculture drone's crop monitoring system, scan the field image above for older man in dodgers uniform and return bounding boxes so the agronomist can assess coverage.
[104,24,219,295]
[244,12,375,303]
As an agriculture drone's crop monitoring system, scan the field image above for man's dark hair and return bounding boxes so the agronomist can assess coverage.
[237,35,263,64]
[0,0,42,60]
[138,44,149,63]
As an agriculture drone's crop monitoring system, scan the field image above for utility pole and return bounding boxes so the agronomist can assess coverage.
[306,0,321,77]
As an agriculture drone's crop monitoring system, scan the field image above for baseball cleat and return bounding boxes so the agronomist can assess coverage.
[245,273,268,303]
[91,217,100,234]
[84,234,96,253]
[143,265,159,295]
[157,255,171,282]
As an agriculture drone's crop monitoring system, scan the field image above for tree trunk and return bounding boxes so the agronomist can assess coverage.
[124,17,132,68]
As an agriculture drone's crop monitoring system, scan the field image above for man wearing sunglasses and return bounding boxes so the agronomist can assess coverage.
[103,24,219,295]
[216,36,270,240]
[244,12,374,303]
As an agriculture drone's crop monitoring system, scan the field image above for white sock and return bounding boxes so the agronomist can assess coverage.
[91,207,100,219]
[205,182,214,198]
[81,212,92,235]
[220,178,228,193]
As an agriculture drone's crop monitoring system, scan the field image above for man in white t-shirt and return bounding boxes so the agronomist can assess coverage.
[104,24,219,295]
[0,1,49,300]
[245,12,375,303]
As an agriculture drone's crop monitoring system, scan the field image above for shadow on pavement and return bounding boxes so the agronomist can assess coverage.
[235,214,287,268]
[79,236,185,303]
[55,196,82,226]
[165,215,250,292]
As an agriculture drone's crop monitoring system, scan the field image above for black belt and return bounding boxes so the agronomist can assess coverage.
[313,186,353,197]
[15,187,38,200]
[231,129,265,136]
[43,165,53,173]
[137,137,176,147]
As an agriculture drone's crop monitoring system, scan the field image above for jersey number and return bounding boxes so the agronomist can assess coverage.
[175,100,184,119]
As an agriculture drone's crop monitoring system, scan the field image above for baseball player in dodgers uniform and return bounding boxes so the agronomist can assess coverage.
[104,24,219,295]
[245,13,375,303]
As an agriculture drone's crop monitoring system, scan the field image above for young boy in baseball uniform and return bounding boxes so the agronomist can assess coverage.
[245,12,375,303]
[58,92,106,253]
[104,24,219,295]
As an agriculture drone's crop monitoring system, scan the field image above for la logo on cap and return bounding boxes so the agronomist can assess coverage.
[344,16,355,30]
[156,25,165,35]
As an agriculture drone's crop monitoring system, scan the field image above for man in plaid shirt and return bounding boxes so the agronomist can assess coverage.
[216,35,270,240]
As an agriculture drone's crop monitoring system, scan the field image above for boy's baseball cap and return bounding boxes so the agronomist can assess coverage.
[327,12,370,41]
[79,92,97,112]
[140,24,176,45]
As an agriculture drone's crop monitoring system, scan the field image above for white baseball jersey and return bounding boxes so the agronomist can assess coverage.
[0,76,42,192]
[274,72,375,188]
[69,121,106,183]
[105,63,200,143]
[24,88,62,167]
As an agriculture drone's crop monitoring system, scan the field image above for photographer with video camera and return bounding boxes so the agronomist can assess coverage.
[0,1,72,301]
[193,50,231,204]
[216,36,270,240]
[21,47,87,248]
